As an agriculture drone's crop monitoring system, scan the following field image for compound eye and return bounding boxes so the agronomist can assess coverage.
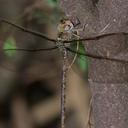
[64,20,74,30]
[69,23,74,29]
[60,19,66,24]
[65,25,71,31]
[67,24,73,31]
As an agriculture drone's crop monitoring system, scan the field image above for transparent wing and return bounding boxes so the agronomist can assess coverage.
[0,36,63,82]
[66,39,128,78]
[1,38,88,81]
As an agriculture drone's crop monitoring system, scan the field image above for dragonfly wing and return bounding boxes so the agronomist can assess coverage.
[0,45,60,72]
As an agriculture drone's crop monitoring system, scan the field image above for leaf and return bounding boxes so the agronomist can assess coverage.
[3,36,17,57]
[47,0,58,7]
[70,41,89,75]
[77,42,89,73]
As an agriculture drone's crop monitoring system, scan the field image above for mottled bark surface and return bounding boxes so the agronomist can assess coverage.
[59,0,128,128]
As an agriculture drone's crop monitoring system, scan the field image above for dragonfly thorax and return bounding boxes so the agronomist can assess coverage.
[57,18,79,51]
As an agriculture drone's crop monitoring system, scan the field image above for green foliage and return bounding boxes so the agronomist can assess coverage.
[33,9,50,24]
[32,0,60,25]
[71,41,89,75]
[3,36,17,57]
[47,0,58,7]
[77,42,89,73]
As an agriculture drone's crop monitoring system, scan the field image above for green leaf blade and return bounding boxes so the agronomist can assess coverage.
[3,36,17,57]
[77,42,89,73]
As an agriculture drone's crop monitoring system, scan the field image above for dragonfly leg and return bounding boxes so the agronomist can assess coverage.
[67,32,80,70]
[73,23,86,32]
[70,16,86,32]
[70,16,81,28]
[67,40,79,70]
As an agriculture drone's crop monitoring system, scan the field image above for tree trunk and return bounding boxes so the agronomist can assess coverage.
[59,0,128,128]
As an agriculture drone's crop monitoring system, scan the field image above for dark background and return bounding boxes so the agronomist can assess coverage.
[0,0,90,128]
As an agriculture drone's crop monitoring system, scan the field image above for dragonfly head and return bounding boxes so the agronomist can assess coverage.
[58,18,74,33]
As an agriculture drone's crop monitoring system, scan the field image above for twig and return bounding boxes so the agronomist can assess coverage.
[88,98,93,128]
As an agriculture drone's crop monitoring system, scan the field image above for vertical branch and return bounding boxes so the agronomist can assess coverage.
[61,47,68,128]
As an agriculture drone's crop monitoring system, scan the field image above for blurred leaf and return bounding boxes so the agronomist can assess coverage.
[47,0,58,7]
[3,36,17,57]
[33,9,54,24]
[70,41,89,75]
[77,42,89,73]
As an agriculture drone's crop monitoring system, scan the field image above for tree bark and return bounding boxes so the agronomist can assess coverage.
[59,0,128,128]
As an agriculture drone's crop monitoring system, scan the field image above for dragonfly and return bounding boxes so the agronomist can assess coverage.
[1,18,128,128]
[0,18,88,128]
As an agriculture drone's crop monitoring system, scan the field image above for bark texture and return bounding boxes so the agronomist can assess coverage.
[59,0,128,128]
